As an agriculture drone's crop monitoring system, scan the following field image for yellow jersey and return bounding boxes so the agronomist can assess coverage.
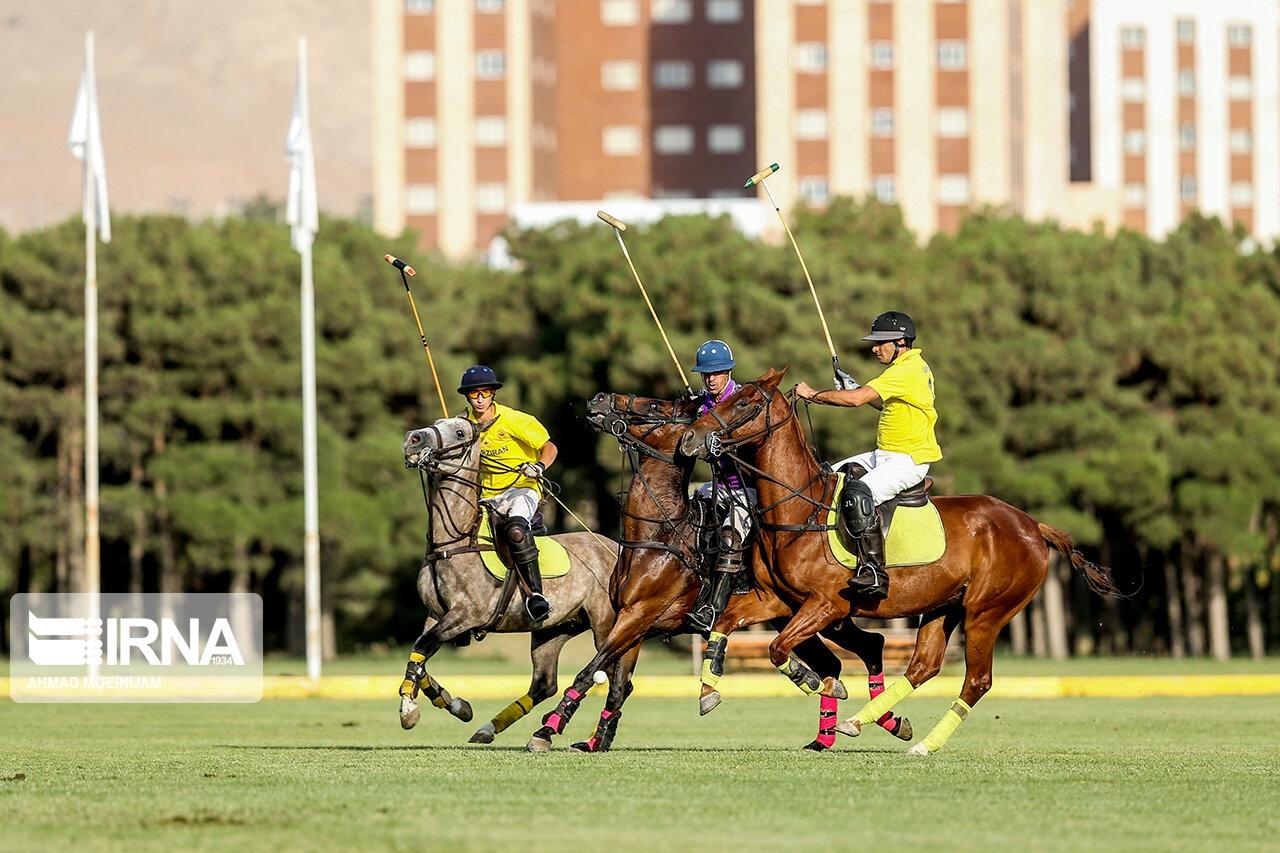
[865,348,942,464]
[467,402,551,497]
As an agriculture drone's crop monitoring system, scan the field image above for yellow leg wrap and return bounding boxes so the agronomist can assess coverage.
[425,674,450,709]
[701,657,722,689]
[856,677,916,725]
[701,631,727,689]
[778,658,822,695]
[399,651,427,697]
[491,694,535,734]
[921,699,971,753]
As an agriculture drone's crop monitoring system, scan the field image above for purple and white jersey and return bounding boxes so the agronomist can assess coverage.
[698,379,746,490]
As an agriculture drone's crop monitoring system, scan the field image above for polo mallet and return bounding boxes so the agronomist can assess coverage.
[384,254,449,419]
[597,211,693,396]
[745,164,855,390]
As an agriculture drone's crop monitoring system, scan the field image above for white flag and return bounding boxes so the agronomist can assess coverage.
[67,32,110,244]
[285,37,318,254]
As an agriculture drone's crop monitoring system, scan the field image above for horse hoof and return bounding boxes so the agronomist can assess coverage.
[835,717,862,738]
[699,690,722,716]
[526,734,553,753]
[822,677,848,700]
[801,740,829,752]
[893,717,914,741]
[399,696,420,730]
[569,740,595,752]
[468,723,496,744]
[448,697,473,723]
[907,742,931,757]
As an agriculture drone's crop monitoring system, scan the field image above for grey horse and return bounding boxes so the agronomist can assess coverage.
[397,416,628,749]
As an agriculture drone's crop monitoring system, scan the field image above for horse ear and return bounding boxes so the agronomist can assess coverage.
[754,368,778,384]
[764,366,788,388]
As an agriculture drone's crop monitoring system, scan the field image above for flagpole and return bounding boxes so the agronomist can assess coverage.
[83,31,101,679]
[294,37,323,682]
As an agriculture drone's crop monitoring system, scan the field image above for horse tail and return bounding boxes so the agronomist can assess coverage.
[1037,523,1125,598]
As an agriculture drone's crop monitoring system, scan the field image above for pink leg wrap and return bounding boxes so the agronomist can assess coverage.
[544,712,565,733]
[816,695,838,748]
[866,674,895,730]
[565,688,584,701]
[584,708,616,752]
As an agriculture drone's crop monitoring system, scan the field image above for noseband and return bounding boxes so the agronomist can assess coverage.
[588,394,693,464]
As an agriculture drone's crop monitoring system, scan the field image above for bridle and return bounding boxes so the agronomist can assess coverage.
[697,380,795,458]
[592,393,694,464]
[406,422,488,559]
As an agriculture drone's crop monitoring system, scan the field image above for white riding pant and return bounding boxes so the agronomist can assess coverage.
[833,449,929,506]
[694,483,758,541]
[483,487,540,522]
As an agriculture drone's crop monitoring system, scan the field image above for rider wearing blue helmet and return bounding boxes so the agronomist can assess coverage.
[458,364,559,623]
[687,340,758,633]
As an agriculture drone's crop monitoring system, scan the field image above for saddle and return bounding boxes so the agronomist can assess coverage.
[477,508,570,581]
[829,472,945,568]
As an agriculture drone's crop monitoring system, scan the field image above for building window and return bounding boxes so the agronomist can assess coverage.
[871,108,894,137]
[937,107,968,138]
[937,174,970,205]
[652,0,692,23]
[601,60,640,91]
[872,175,896,203]
[476,0,504,11]
[1180,175,1197,203]
[707,59,744,87]
[654,60,694,89]
[937,40,967,71]
[1230,128,1253,153]
[1228,25,1252,48]
[601,0,639,25]
[475,116,507,147]
[1176,19,1194,44]
[796,108,828,140]
[1228,75,1252,99]
[476,183,507,213]
[1231,182,1254,205]
[1178,69,1195,98]
[1179,123,1195,151]
[1123,183,1146,208]
[799,177,829,204]
[706,0,742,23]
[654,125,695,154]
[707,124,744,154]
[406,184,437,215]
[1123,129,1145,155]
[1120,77,1145,102]
[405,50,435,81]
[1120,26,1144,49]
[871,41,893,69]
[796,42,828,73]
[406,117,437,148]
[602,125,642,156]
[405,0,434,13]
[476,50,505,79]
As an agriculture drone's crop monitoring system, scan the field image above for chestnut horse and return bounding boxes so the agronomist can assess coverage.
[525,391,910,752]
[678,368,1123,755]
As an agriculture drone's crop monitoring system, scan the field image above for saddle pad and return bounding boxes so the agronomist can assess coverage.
[826,473,946,569]
[477,511,572,581]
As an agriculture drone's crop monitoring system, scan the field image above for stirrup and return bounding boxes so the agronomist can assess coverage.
[847,569,888,599]
[687,604,718,633]
[525,592,551,623]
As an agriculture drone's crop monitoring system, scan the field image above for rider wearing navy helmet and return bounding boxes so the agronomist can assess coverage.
[458,364,559,623]
[687,340,758,633]
[796,312,941,598]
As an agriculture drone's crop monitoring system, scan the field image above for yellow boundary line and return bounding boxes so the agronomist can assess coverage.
[10,673,1271,702]
[5,674,1279,702]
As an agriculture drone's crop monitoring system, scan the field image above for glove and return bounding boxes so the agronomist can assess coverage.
[519,461,545,479]
[834,368,860,391]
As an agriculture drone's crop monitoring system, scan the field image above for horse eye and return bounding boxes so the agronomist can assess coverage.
[736,399,748,408]
[455,430,464,438]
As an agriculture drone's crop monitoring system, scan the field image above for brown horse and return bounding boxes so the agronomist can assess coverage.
[524,390,910,752]
[678,368,1123,755]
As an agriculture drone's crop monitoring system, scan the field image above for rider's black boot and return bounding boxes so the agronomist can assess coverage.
[848,519,889,599]
[507,518,551,622]
[688,569,734,633]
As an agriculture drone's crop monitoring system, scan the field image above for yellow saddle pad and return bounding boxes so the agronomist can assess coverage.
[826,473,946,569]
[477,511,572,581]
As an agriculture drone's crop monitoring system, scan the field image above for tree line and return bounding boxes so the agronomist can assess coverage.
[1,200,1276,658]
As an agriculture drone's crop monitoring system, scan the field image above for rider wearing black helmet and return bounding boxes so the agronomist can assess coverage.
[796,312,941,598]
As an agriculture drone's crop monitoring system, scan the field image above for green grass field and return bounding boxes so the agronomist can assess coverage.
[3,684,1279,851]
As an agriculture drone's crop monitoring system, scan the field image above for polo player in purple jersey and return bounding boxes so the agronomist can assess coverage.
[686,339,759,633]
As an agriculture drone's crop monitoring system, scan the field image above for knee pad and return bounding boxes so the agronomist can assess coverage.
[840,479,877,534]
[504,518,538,562]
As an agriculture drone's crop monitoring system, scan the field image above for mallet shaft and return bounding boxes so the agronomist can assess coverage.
[397,267,449,419]
[758,177,837,360]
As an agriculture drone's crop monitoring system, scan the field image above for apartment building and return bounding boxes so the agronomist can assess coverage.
[1079,0,1280,239]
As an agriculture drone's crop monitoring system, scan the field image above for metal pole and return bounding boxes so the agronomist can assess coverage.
[83,31,101,680]
[301,240,322,681]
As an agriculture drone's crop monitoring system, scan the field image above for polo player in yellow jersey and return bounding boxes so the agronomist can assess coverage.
[458,364,559,623]
[796,311,941,598]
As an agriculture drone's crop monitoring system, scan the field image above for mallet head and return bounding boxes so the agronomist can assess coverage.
[744,163,781,189]
[596,210,627,231]
[384,253,416,277]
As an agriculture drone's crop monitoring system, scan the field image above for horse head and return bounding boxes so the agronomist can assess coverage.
[678,367,790,459]
[403,416,481,476]
[586,391,697,460]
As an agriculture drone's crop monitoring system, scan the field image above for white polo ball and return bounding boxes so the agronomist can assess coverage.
[592,670,608,685]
